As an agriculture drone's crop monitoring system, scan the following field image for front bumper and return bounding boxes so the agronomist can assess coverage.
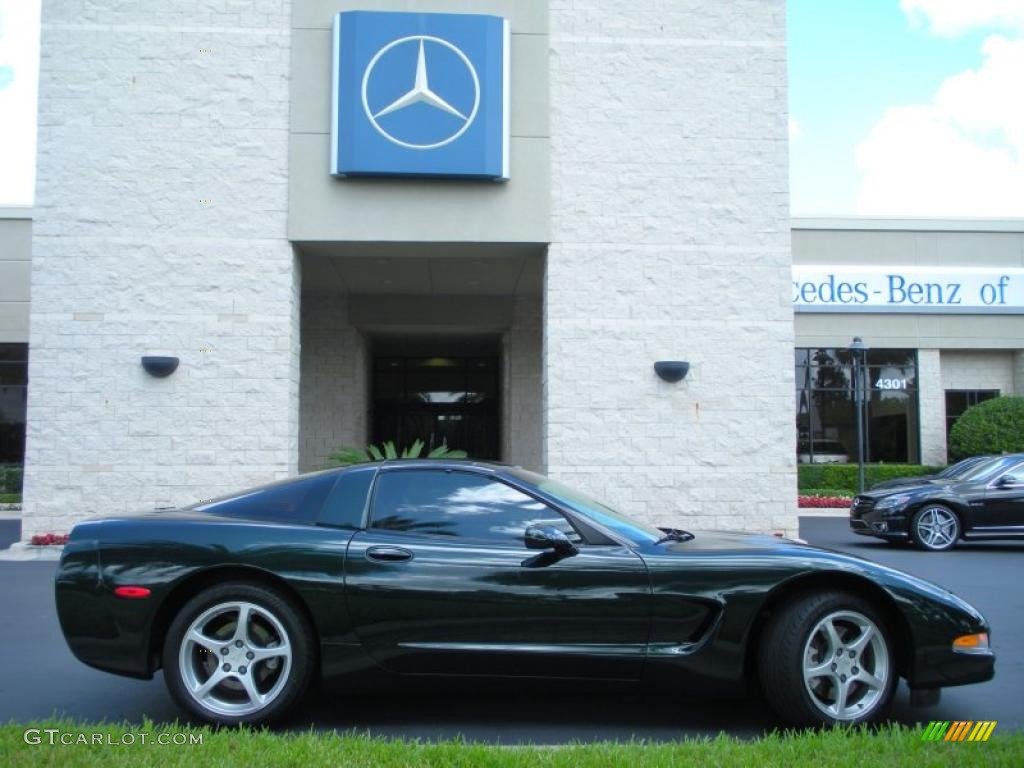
[849,499,911,540]
[911,646,996,689]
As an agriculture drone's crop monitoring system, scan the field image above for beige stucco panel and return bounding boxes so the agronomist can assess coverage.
[288,133,550,242]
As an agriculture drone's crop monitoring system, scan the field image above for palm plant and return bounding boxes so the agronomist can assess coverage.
[325,439,467,467]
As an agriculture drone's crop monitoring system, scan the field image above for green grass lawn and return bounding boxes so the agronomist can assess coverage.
[1,721,1021,767]
[0,493,21,504]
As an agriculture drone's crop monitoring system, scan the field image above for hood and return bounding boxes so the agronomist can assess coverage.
[861,480,942,498]
[657,528,809,554]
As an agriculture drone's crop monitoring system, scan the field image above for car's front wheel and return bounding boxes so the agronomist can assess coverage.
[759,590,897,726]
[162,581,314,725]
[911,505,961,551]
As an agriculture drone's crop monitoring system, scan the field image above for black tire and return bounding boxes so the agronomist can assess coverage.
[162,581,315,725]
[758,590,898,727]
[910,505,961,552]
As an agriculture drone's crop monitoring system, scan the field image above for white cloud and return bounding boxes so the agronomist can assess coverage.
[856,35,1024,217]
[788,118,802,142]
[902,0,1024,36]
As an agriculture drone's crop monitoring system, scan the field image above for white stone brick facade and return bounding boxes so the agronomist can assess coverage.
[24,2,297,537]
[545,2,796,534]
[23,0,797,539]
[940,351,1016,395]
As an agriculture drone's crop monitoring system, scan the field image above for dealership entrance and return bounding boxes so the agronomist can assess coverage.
[295,244,544,472]
[372,349,501,460]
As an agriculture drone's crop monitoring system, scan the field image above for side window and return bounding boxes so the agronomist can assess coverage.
[193,471,337,524]
[370,470,581,544]
[318,466,376,528]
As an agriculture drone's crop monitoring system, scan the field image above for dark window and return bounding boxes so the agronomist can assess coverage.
[796,347,920,464]
[0,343,28,472]
[191,471,337,524]
[370,469,579,544]
[318,466,376,528]
[945,389,999,446]
[371,356,499,460]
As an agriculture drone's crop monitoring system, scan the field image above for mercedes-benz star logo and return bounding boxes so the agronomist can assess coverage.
[361,35,480,151]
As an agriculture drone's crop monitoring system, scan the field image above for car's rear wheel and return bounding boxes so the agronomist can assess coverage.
[758,590,897,727]
[911,505,960,551]
[162,582,314,725]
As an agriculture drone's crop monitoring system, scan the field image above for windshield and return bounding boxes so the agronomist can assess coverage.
[508,469,665,544]
[959,456,1023,483]
[937,456,989,480]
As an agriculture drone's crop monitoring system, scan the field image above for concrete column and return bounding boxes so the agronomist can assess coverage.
[545,0,796,535]
[917,349,947,466]
[298,294,369,472]
[22,2,297,537]
[1014,351,1024,395]
[502,296,544,472]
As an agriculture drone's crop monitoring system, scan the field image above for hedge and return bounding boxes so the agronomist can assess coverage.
[949,395,1024,460]
[0,464,23,494]
[798,464,944,494]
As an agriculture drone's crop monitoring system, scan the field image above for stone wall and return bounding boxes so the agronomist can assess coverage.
[545,0,796,533]
[298,293,368,472]
[940,351,1016,394]
[23,2,297,536]
[502,295,544,472]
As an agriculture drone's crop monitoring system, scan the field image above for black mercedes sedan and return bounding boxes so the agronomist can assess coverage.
[56,461,994,727]
[851,454,1024,551]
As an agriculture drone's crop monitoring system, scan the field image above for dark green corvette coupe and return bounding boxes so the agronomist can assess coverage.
[55,460,994,726]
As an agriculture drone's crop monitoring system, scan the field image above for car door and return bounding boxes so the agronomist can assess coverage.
[344,467,652,680]
[975,461,1024,532]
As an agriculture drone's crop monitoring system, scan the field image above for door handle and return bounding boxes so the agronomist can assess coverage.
[365,546,414,563]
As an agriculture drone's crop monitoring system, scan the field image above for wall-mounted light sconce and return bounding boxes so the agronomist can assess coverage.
[654,361,690,383]
[141,356,179,378]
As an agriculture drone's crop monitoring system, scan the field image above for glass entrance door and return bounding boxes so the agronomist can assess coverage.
[372,357,500,460]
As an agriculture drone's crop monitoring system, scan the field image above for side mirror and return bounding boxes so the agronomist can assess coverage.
[998,474,1023,488]
[524,525,578,556]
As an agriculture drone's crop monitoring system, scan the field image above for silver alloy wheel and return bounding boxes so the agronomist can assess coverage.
[178,601,293,717]
[915,506,959,550]
[802,610,890,721]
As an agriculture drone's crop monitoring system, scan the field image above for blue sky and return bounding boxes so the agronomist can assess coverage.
[1,1,1023,215]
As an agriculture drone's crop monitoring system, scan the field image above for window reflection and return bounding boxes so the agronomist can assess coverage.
[371,470,581,544]
[796,348,920,464]
[372,357,499,459]
[0,344,28,469]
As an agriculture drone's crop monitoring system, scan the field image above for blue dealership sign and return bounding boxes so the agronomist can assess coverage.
[331,11,510,180]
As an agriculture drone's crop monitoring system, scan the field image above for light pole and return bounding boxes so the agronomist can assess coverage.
[848,336,869,494]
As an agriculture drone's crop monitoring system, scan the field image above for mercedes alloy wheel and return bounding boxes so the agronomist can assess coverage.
[912,505,961,552]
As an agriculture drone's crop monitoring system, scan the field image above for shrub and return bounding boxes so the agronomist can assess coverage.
[797,464,945,494]
[798,495,851,508]
[948,395,1024,460]
[0,464,23,494]
[326,439,467,467]
[29,533,69,546]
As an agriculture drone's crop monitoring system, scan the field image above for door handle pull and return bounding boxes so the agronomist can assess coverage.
[366,546,414,563]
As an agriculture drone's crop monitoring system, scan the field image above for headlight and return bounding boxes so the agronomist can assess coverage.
[875,493,912,512]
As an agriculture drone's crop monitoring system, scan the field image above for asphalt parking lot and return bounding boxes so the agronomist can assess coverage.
[0,516,1020,742]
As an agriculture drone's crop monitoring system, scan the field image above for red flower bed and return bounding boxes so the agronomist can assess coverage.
[798,495,852,509]
[29,532,69,546]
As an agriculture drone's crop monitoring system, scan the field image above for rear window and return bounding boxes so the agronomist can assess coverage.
[191,471,338,524]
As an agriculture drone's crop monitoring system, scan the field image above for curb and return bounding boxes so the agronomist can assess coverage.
[0,542,64,561]
[798,508,850,518]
